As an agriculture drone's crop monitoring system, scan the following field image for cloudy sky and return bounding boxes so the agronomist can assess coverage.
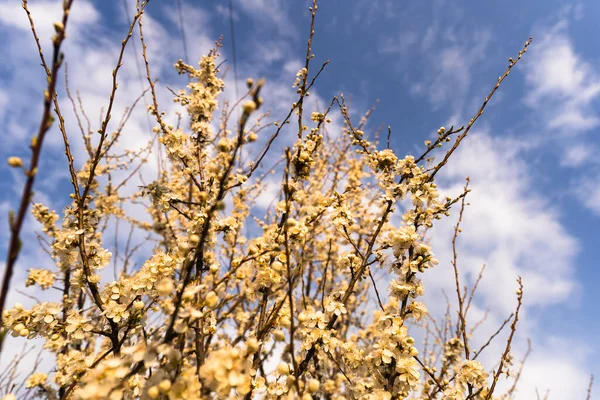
[0,0,599,398]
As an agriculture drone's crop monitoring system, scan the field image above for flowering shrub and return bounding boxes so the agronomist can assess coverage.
[2,1,572,399]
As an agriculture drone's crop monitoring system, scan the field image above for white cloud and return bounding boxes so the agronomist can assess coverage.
[575,175,600,217]
[510,336,593,399]
[525,21,600,133]
[418,132,589,397]
[0,1,596,397]
[0,89,7,121]
[430,133,578,313]
[378,31,418,55]
[410,29,491,111]
[237,0,297,38]
[0,0,99,37]
[159,2,213,65]
[0,0,331,383]
[0,0,199,382]
[522,9,600,220]
[214,4,239,21]
[561,143,594,167]
[283,59,303,76]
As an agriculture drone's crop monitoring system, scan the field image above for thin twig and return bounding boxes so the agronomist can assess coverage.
[0,0,75,354]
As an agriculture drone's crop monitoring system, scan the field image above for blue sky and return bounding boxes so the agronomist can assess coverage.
[0,0,599,397]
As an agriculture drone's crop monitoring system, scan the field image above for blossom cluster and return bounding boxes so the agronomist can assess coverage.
[0,9,529,399]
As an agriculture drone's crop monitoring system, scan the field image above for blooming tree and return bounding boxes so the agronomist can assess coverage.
[2,1,585,399]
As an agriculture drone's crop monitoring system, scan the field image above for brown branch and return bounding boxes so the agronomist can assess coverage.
[0,0,75,354]
[485,277,524,400]
[472,313,513,360]
[504,338,532,398]
[452,178,470,361]
[429,38,533,180]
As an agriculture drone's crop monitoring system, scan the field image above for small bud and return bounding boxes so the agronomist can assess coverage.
[242,100,256,114]
[307,379,320,393]
[156,278,174,296]
[147,386,160,398]
[271,260,284,272]
[208,163,220,174]
[133,300,145,310]
[272,330,285,341]
[182,290,194,301]
[217,138,230,152]
[7,157,23,168]
[205,291,219,308]
[277,362,290,375]
[190,234,201,244]
[246,337,259,354]
[158,379,171,393]
[280,316,291,328]
[53,21,64,33]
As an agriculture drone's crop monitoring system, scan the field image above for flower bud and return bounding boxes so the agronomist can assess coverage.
[277,362,290,375]
[205,291,219,308]
[190,234,201,244]
[273,330,285,341]
[147,386,159,398]
[156,278,174,296]
[217,139,230,152]
[53,21,64,33]
[7,157,23,168]
[307,379,320,393]
[271,260,284,272]
[158,379,171,392]
[242,100,257,114]
[246,337,259,354]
